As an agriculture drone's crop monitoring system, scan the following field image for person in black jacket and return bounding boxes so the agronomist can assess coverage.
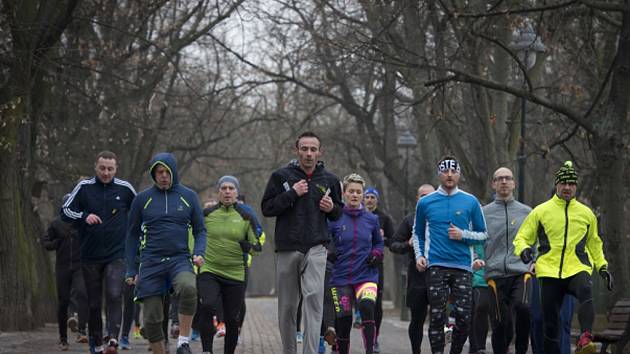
[389,184,435,354]
[363,187,395,353]
[43,194,88,351]
[61,151,136,353]
[261,131,343,354]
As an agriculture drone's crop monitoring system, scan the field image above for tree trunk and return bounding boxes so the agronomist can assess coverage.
[0,97,56,330]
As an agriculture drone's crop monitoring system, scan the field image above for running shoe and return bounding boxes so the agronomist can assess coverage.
[58,339,70,351]
[103,337,118,354]
[296,331,304,343]
[444,325,453,344]
[170,324,180,339]
[67,316,78,332]
[176,343,192,354]
[119,336,131,350]
[76,332,88,343]
[216,322,226,337]
[324,326,336,345]
[191,329,200,341]
[353,310,362,328]
[133,325,142,339]
[319,336,326,353]
[373,341,380,353]
[576,331,596,354]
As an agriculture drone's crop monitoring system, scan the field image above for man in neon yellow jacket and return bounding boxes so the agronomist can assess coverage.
[513,161,613,354]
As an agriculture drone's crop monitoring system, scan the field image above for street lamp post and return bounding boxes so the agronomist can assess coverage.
[397,129,417,321]
[509,22,545,203]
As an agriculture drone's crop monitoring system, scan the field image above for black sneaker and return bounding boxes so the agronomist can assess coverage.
[176,343,192,354]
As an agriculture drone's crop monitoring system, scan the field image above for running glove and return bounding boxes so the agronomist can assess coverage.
[599,266,614,291]
[239,240,252,253]
[520,247,534,264]
[367,249,384,266]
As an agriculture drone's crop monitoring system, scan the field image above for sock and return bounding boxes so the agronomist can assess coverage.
[177,335,190,348]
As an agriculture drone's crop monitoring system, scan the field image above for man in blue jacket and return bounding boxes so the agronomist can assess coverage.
[413,156,487,354]
[261,131,343,354]
[62,151,136,353]
[125,152,206,354]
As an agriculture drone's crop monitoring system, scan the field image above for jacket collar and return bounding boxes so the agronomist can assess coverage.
[437,185,460,196]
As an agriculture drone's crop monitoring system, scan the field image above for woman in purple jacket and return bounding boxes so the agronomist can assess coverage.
[329,173,384,354]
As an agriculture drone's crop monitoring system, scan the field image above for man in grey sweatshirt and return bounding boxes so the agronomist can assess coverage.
[482,167,532,354]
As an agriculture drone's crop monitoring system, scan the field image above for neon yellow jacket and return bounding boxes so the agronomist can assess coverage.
[513,194,607,279]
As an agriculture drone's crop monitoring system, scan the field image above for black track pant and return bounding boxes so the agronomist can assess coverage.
[56,265,88,341]
[427,267,472,354]
[469,287,492,353]
[488,274,531,354]
[406,263,429,354]
[539,272,594,354]
[82,258,124,346]
[121,283,141,337]
[195,272,245,354]
[375,262,384,342]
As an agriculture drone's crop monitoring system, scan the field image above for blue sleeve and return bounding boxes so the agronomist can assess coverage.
[462,198,488,244]
[190,193,207,257]
[412,199,426,261]
[125,195,143,278]
[241,204,264,237]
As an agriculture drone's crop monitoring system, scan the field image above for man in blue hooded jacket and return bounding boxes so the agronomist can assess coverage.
[125,152,206,354]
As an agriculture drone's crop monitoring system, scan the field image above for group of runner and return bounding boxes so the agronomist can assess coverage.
[44,131,613,354]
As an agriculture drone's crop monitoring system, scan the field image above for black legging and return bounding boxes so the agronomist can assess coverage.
[82,258,124,346]
[489,274,531,354]
[375,262,384,342]
[121,282,142,338]
[539,272,594,354]
[335,298,376,354]
[196,272,245,354]
[469,287,492,353]
[406,264,428,354]
[56,265,88,341]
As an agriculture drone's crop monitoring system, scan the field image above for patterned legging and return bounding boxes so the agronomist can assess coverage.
[427,267,472,354]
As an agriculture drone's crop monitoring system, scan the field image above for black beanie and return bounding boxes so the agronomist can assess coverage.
[554,161,578,185]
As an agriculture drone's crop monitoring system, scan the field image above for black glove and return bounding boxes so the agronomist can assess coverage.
[599,267,614,291]
[520,247,534,264]
[367,250,383,266]
[238,240,252,253]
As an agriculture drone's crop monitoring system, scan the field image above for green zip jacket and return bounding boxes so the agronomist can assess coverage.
[513,194,607,279]
[200,203,258,281]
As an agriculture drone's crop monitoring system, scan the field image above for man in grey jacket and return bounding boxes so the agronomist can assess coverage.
[482,167,532,354]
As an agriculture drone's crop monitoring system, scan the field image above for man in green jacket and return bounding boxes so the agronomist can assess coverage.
[513,161,613,354]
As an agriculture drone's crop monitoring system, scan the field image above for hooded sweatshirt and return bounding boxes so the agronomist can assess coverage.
[125,152,206,277]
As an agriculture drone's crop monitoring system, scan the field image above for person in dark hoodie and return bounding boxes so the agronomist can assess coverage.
[125,152,206,354]
[261,131,343,354]
[61,151,136,353]
[43,194,89,351]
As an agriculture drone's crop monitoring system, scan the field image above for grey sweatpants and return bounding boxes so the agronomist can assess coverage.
[276,245,327,354]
